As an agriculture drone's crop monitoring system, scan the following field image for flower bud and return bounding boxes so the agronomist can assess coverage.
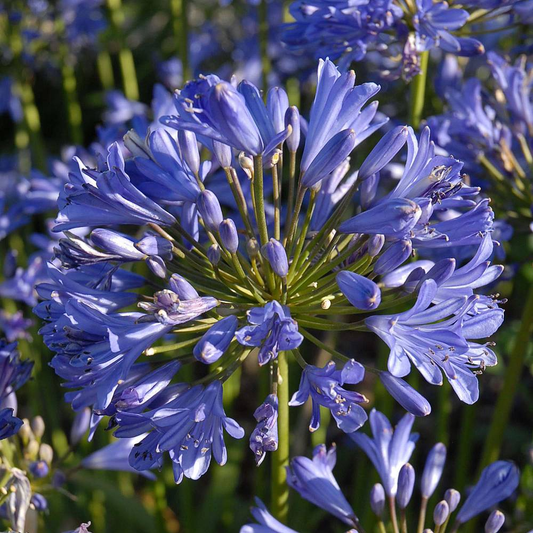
[197,190,224,232]
[30,493,48,512]
[336,271,381,310]
[169,274,199,300]
[370,483,386,518]
[193,316,238,364]
[397,464,415,509]
[219,218,239,253]
[267,87,289,134]
[285,106,301,152]
[238,152,254,174]
[421,443,447,499]
[246,238,260,258]
[302,129,357,188]
[262,239,289,277]
[339,198,421,237]
[27,438,40,458]
[433,500,449,527]
[70,408,91,445]
[358,125,408,181]
[374,240,413,276]
[29,460,49,479]
[444,488,461,512]
[380,372,431,417]
[178,129,200,175]
[31,416,45,439]
[213,140,232,168]
[360,172,380,209]
[207,244,221,265]
[39,443,54,464]
[367,234,385,257]
[455,461,519,524]
[485,510,505,533]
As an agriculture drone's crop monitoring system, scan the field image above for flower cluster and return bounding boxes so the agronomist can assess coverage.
[30,57,506,488]
[428,52,533,232]
[242,410,520,533]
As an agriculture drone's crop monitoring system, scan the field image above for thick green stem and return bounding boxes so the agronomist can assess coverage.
[478,279,533,472]
[271,351,289,523]
[409,51,429,129]
[170,0,190,80]
[107,0,139,101]
[60,49,83,145]
[253,156,269,246]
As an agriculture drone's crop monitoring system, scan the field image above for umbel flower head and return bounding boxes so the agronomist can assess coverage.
[36,58,504,482]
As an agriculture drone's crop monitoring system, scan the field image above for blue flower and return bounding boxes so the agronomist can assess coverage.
[350,409,417,497]
[366,280,500,403]
[250,394,278,466]
[455,461,519,524]
[289,359,368,433]
[115,381,244,483]
[236,301,303,366]
[287,444,358,527]
[241,498,298,533]
[0,340,33,402]
[54,143,176,231]
[414,0,483,56]
[0,408,23,440]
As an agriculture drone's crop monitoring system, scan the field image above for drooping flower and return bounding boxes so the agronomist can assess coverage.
[289,359,368,433]
[240,498,298,533]
[287,444,359,527]
[250,394,278,466]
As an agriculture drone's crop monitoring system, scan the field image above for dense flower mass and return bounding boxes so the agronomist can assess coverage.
[27,56,508,485]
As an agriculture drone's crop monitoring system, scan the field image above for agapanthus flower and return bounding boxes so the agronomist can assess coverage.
[428,52,533,231]
[35,59,503,485]
[289,359,368,433]
[281,0,490,80]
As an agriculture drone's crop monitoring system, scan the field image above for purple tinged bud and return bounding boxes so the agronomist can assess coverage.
[301,129,357,189]
[169,274,199,300]
[219,218,239,253]
[445,489,461,512]
[197,190,223,231]
[485,510,505,533]
[207,244,221,265]
[29,460,49,479]
[360,173,380,209]
[455,461,519,524]
[379,372,431,417]
[178,129,200,175]
[422,443,447,499]
[193,316,238,364]
[370,483,386,517]
[397,464,415,509]
[339,198,421,236]
[358,125,409,181]
[70,408,91,445]
[367,234,385,257]
[31,493,48,511]
[135,235,172,258]
[374,240,413,275]
[433,501,450,526]
[285,106,301,152]
[212,140,232,168]
[262,239,289,277]
[267,87,289,133]
[337,271,381,310]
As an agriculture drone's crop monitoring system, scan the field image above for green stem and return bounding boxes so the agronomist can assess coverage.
[107,0,139,101]
[478,279,533,472]
[271,351,289,523]
[389,496,400,533]
[409,51,429,129]
[272,162,281,241]
[60,49,83,145]
[253,156,269,246]
[417,496,428,533]
[170,0,190,80]
[453,404,476,491]
[97,51,115,90]
[259,0,271,93]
